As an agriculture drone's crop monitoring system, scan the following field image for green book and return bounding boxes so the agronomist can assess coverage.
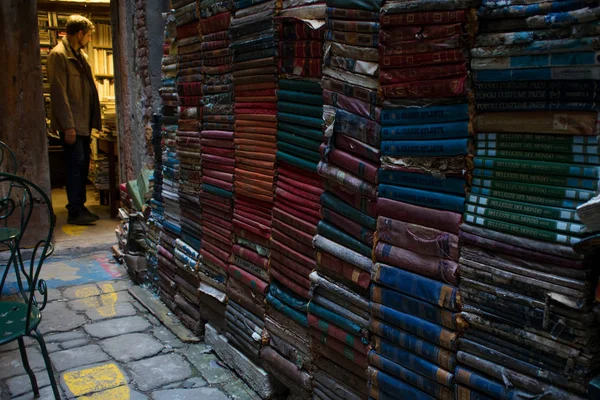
[474,158,600,178]
[471,179,595,201]
[467,194,580,221]
[464,213,581,245]
[470,186,585,209]
[476,133,599,145]
[473,169,598,190]
[465,204,584,234]
[475,149,600,165]
[477,140,599,155]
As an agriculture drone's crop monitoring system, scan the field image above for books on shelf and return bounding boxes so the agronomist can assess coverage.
[94,22,112,48]
[92,48,113,76]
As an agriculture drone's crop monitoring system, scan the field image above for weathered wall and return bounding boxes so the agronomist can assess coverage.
[112,0,168,183]
[0,0,51,195]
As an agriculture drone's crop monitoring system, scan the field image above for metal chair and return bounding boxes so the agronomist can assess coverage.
[0,172,59,399]
[0,140,18,174]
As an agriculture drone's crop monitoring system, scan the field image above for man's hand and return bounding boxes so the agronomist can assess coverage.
[64,128,76,145]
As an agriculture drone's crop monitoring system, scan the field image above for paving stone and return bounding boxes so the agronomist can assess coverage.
[46,288,63,302]
[146,314,161,326]
[182,377,206,389]
[12,385,62,400]
[46,342,61,353]
[97,280,132,293]
[153,327,185,349]
[78,386,148,400]
[67,291,132,312]
[0,337,33,353]
[183,350,233,385]
[0,347,46,380]
[99,333,164,363]
[60,338,90,350]
[62,284,101,300]
[60,362,130,399]
[45,331,87,343]
[128,354,193,391]
[150,387,229,400]
[6,370,51,396]
[222,379,262,400]
[38,302,86,334]
[161,383,181,389]
[50,344,109,372]
[85,301,137,321]
[84,316,152,339]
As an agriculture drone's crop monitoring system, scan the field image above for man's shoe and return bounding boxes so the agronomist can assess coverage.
[81,206,100,220]
[67,212,97,225]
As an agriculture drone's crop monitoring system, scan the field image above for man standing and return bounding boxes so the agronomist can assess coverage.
[48,15,102,225]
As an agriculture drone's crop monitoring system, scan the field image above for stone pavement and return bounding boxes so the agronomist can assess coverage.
[0,280,261,400]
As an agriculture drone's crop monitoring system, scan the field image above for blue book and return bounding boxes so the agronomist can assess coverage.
[372,264,458,310]
[382,121,469,141]
[379,170,467,196]
[380,104,469,126]
[379,184,466,213]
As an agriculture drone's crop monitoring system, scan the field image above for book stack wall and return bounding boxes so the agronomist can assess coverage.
[146,114,165,292]
[369,1,476,399]
[225,0,280,362]
[456,1,600,399]
[259,6,326,397]
[166,0,203,333]
[157,11,183,311]
[197,3,235,333]
[309,2,382,399]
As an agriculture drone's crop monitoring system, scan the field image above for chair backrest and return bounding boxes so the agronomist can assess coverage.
[0,141,17,175]
[0,173,55,331]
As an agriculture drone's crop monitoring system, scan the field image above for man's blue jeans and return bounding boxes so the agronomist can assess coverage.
[60,133,91,214]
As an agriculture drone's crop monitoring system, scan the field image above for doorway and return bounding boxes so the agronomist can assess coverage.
[38,0,120,249]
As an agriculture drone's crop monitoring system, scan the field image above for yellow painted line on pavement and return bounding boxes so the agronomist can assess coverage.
[77,284,118,317]
[74,286,101,299]
[61,224,89,237]
[63,363,127,397]
[79,385,131,399]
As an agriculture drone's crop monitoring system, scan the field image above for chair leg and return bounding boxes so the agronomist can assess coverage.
[18,337,40,397]
[30,330,61,400]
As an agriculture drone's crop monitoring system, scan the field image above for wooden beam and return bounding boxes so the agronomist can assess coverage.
[37,0,110,14]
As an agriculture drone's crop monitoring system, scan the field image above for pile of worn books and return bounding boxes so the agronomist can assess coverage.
[226,0,280,361]
[369,0,475,398]
[157,10,182,311]
[310,1,383,398]
[458,1,600,398]
[260,6,326,397]
[198,2,235,334]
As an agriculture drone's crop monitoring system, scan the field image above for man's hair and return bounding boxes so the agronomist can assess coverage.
[65,15,95,36]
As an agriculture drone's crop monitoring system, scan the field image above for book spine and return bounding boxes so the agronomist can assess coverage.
[473,169,599,190]
[463,213,581,245]
[379,184,465,213]
[382,121,470,140]
[474,157,600,177]
[474,66,600,82]
[477,139,599,154]
[476,132,599,145]
[382,139,470,157]
[475,101,599,112]
[466,204,584,234]
[471,179,595,201]
[474,80,600,91]
[475,149,600,164]
[379,170,467,196]
[467,193,581,219]
[381,104,469,125]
